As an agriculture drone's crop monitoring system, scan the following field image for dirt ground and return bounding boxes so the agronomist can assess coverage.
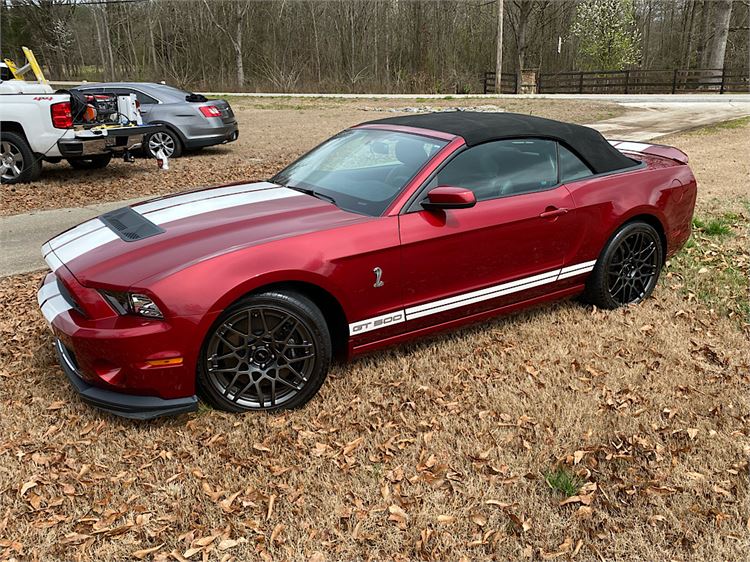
[0,115,748,562]
[0,98,624,216]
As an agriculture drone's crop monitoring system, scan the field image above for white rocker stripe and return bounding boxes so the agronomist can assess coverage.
[349,310,406,336]
[405,268,561,318]
[348,259,596,335]
[557,259,597,280]
[133,181,278,214]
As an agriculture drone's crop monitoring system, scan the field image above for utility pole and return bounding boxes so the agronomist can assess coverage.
[495,0,504,93]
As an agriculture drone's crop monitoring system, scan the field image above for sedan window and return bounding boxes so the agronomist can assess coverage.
[435,138,558,201]
[273,129,447,216]
[133,90,159,105]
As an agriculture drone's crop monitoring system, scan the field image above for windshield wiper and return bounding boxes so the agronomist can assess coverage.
[284,184,337,206]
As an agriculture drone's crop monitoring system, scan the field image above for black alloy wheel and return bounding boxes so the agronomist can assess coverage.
[198,291,331,412]
[584,221,663,309]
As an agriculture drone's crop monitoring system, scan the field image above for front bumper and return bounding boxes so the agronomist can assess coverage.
[55,339,198,420]
[38,270,199,420]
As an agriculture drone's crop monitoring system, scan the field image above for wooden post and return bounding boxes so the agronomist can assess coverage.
[624,70,630,94]
[495,0,504,94]
[578,72,584,94]
[720,67,726,94]
[672,69,678,94]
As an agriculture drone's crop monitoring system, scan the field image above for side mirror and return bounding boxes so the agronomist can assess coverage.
[422,186,476,211]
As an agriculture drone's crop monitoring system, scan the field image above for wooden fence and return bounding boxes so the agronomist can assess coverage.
[481,72,518,94]
[482,68,749,94]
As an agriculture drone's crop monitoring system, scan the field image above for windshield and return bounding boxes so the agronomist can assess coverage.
[273,128,447,216]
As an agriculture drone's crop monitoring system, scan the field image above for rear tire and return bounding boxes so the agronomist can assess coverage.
[197,290,332,413]
[0,131,41,184]
[583,221,663,309]
[145,129,183,159]
[67,153,112,170]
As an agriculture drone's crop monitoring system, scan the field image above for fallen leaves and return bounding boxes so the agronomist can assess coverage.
[388,504,408,529]
[132,544,163,559]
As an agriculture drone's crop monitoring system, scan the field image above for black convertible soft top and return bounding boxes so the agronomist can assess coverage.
[363,111,638,174]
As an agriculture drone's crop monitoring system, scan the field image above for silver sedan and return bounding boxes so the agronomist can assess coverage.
[76,82,239,158]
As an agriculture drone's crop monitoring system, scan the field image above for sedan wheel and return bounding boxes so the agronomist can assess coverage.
[583,221,663,309]
[147,130,182,158]
[198,291,331,412]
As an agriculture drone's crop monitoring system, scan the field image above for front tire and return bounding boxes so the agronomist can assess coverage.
[67,153,112,170]
[0,131,42,184]
[583,221,663,309]
[197,290,332,413]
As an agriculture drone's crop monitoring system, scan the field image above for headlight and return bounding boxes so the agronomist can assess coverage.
[101,291,163,319]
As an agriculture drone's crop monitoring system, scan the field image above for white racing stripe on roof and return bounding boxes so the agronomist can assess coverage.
[140,187,303,226]
[134,181,279,214]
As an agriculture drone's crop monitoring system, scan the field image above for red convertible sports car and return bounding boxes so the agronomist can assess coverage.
[37,112,696,419]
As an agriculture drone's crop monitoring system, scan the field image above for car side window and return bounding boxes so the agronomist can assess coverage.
[559,144,593,182]
[133,90,158,105]
[107,88,158,104]
[434,139,558,202]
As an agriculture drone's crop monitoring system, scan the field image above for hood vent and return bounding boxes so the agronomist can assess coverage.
[100,207,164,242]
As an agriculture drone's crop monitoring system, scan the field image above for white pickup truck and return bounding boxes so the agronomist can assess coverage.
[0,62,161,184]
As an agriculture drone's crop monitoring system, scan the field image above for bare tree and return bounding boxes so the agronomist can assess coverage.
[495,0,504,93]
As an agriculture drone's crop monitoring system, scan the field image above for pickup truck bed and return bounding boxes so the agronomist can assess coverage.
[0,78,161,183]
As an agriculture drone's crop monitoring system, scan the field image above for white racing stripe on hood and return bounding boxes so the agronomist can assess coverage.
[47,218,104,251]
[139,186,303,226]
[133,181,279,214]
[54,225,119,264]
[40,183,303,269]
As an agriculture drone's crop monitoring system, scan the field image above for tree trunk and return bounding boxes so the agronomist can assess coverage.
[235,17,244,88]
[682,0,697,69]
[698,0,712,68]
[495,0,504,93]
[706,0,732,70]
[101,5,116,81]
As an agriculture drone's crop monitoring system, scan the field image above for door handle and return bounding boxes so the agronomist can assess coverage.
[539,207,569,218]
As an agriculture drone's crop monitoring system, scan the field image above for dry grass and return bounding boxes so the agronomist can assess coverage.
[0,119,748,562]
[0,98,624,216]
